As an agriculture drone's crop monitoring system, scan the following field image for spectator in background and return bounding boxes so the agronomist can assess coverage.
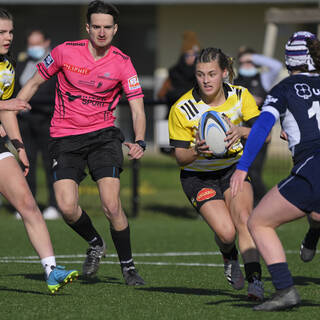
[157,31,200,154]
[234,47,282,206]
[15,29,60,220]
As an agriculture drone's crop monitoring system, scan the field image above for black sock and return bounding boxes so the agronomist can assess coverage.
[67,210,103,247]
[220,245,238,260]
[244,262,261,283]
[110,225,134,270]
[304,228,320,249]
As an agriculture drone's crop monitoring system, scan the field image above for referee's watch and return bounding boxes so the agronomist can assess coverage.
[135,140,146,151]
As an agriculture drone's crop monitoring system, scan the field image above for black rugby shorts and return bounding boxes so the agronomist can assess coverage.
[49,127,124,184]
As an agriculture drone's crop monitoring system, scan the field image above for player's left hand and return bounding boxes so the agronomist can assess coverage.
[124,142,145,160]
[17,148,30,176]
[230,169,247,197]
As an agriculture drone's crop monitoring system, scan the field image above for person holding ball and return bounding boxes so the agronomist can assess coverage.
[168,47,268,300]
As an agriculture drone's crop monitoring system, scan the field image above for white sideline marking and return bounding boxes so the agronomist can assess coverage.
[0,251,222,260]
[0,250,304,267]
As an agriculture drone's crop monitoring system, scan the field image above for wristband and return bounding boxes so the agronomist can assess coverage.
[11,139,25,151]
[135,140,146,151]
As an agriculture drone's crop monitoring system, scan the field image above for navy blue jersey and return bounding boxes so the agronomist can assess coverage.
[261,73,320,163]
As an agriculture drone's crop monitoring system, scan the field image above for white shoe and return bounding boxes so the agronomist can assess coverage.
[43,206,60,220]
[223,258,245,290]
[15,211,22,220]
[248,279,264,301]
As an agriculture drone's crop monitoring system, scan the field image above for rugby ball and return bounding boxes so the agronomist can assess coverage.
[198,110,230,157]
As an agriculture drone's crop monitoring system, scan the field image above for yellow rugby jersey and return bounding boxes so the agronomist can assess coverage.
[0,59,14,100]
[168,83,260,172]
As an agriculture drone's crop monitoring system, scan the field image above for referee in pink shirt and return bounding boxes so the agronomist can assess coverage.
[15,0,146,285]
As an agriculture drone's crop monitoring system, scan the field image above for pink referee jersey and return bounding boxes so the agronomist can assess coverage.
[37,39,144,137]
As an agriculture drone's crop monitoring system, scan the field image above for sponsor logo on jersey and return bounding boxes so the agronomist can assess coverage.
[65,42,85,46]
[44,54,54,69]
[264,95,278,106]
[295,83,312,100]
[66,92,82,102]
[196,188,216,202]
[81,95,109,107]
[78,80,96,87]
[63,63,90,75]
[128,75,141,90]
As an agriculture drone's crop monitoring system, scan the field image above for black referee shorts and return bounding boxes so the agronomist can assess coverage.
[49,127,125,184]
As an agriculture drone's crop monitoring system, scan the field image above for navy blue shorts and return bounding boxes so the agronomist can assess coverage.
[278,151,320,214]
[49,127,124,184]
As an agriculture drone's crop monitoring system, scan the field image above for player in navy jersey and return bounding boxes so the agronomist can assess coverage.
[230,31,320,311]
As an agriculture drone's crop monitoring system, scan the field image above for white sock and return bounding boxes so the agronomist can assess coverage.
[41,256,56,279]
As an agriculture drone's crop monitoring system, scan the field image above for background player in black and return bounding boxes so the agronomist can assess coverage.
[234,48,282,205]
[230,31,320,311]
[15,29,59,220]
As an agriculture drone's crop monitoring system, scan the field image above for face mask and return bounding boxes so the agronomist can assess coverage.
[27,46,45,60]
[238,67,258,77]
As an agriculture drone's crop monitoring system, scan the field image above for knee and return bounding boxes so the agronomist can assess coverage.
[234,209,251,230]
[216,227,236,244]
[102,200,121,220]
[56,194,77,216]
[17,192,38,215]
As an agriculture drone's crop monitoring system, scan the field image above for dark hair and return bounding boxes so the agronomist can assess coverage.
[26,29,50,41]
[237,46,256,60]
[86,1,119,25]
[0,7,12,21]
[0,8,15,66]
[196,47,235,82]
[307,38,320,72]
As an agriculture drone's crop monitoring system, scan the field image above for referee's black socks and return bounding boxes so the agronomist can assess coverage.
[67,209,104,247]
[110,225,135,270]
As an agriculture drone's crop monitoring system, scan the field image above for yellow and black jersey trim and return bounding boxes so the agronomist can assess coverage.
[168,83,260,172]
[0,58,15,100]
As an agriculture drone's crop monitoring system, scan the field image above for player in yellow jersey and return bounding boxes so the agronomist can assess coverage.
[169,47,268,300]
[0,7,78,293]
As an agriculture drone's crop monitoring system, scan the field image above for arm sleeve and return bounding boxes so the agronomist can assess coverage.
[252,54,283,91]
[36,45,63,80]
[121,58,144,101]
[168,106,192,148]
[241,88,260,122]
[236,111,276,172]
[1,79,14,100]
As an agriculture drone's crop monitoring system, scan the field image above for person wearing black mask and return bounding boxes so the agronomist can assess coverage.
[157,31,200,154]
[15,29,60,220]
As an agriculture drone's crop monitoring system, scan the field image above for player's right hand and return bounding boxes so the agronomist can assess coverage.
[1,98,31,112]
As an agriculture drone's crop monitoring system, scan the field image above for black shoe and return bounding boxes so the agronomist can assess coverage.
[253,286,300,311]
[82,240,106,278]
[122,267,145,286]
[300,228,320,262]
